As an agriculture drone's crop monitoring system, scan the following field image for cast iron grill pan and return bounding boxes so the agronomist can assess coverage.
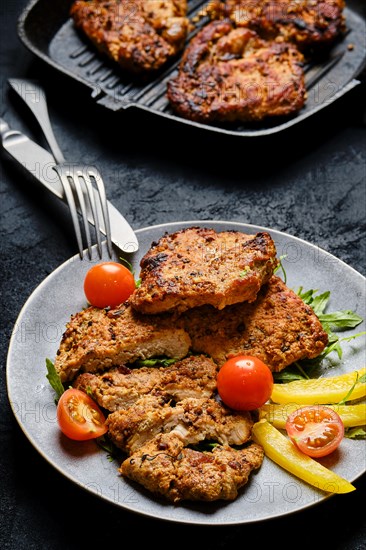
[18,0,366,137]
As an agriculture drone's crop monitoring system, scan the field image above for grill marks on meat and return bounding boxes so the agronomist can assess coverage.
[130,227,278,314]
[225,0,346,51]
[167,19,306,123]
[70,0,189,73]
[74,354,218,411]
[107,395,254,454]
[54,302,191,382]
[121,432,264,502]
[183,275,328,371]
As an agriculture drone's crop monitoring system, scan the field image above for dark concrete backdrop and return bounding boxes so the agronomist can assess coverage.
[1,1,365,548]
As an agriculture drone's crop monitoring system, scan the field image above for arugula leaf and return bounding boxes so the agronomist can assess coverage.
[45,358,64,401]
[274,255,288,284]
[133,357,178,368]
[345,427,366,440]
[309,291,330,316]
[96,434,121,461]
[319,310,364,331]
[338,372,359,405]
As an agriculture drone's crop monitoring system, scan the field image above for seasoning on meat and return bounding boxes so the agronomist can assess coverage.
[167,19,306,124]
[130,227,279,314]
[74,354,218,411]
[70,0,189,73]
[107,395,254,454]
[183,275,329,371]
[54,302,191,382]
[225,0,346,51]
[120,432,264,502]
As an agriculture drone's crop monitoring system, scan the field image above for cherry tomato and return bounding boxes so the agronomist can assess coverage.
[217,355,274,411]
[57,388,108,441]
[286,405,345,458]
[84,261,136,308]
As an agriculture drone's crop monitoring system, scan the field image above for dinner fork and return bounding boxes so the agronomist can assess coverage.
[8,78,113,260]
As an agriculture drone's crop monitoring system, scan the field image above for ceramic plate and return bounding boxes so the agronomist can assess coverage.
[6,221,366,525]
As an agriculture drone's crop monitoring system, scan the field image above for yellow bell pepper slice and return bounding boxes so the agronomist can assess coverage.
[259,402,366,430]
[252,420,356,494]
[271,368,366,405]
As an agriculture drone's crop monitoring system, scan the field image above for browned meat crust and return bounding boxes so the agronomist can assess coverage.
[54,303,191,382]
[183,275,328,371]
[167,19,306,123]
[120,432,264,502]
[74,354,218,411]
[130,227,278,314]
[107,395,254,454]
[225,0,346,51]
[70,0,189,73]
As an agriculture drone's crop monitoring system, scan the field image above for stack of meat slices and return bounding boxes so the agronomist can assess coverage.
[55,226,328,503]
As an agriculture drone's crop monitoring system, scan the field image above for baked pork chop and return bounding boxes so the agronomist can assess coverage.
[225,0,346,51]
[70,0,189,73]
[74,354,218,411]
[121,432,264,502]
[54,303,190,382]
[167,19,306,123]
[130,227,278,314]
[183,275,328,371]
[107,395,254,454]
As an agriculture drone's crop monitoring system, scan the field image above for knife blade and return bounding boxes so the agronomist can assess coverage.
[0,117,139,254]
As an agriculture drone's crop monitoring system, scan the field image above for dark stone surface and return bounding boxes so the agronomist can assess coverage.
[1,1,365,548]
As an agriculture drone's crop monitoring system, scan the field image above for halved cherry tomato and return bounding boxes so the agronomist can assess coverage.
[286,405,344,458]
[57,388,108,441]
[84,261,136,308]
[217,355,274,411]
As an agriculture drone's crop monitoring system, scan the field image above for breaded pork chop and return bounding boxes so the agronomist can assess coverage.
[74,355,218,411]
[130,227,278,314]
[121,432,264,502]
[70,0,189,73]
[54,303,190,382]
[225,0,346,51]
[167,20,306,124]
[183,275,328,371]
[107,395,254,454]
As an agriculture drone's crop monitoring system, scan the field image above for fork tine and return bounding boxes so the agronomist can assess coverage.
[53,165,84,259]
[69,167,94,260]
[88,166,113,258]
[81,169,103,258]
[54,163,113,259]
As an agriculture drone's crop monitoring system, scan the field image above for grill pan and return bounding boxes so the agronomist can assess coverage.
[17,0,366,137]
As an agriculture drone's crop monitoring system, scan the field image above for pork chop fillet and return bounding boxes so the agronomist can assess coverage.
[225,0,346,51]
[74,354,218,411]
[130,227,278,314]
[107,395,254,454]
[183,275,328,371]
[70,0,189,73]
[121,432,264,502]
[167,19,306,123]
[54,303,191,382]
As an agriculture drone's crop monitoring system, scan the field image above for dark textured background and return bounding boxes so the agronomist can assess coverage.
[1,1,365,548]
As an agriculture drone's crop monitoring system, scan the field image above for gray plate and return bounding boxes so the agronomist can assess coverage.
[6,221,366,525]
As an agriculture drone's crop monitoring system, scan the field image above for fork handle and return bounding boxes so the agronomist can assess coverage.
[8,78,65,164]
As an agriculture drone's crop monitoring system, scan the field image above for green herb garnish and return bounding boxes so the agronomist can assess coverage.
[45,358,65,401]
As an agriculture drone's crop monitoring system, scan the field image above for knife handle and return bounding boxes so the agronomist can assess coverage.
[8,78,66,164]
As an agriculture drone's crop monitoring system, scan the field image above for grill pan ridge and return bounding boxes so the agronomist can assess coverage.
[17,0,366,137]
